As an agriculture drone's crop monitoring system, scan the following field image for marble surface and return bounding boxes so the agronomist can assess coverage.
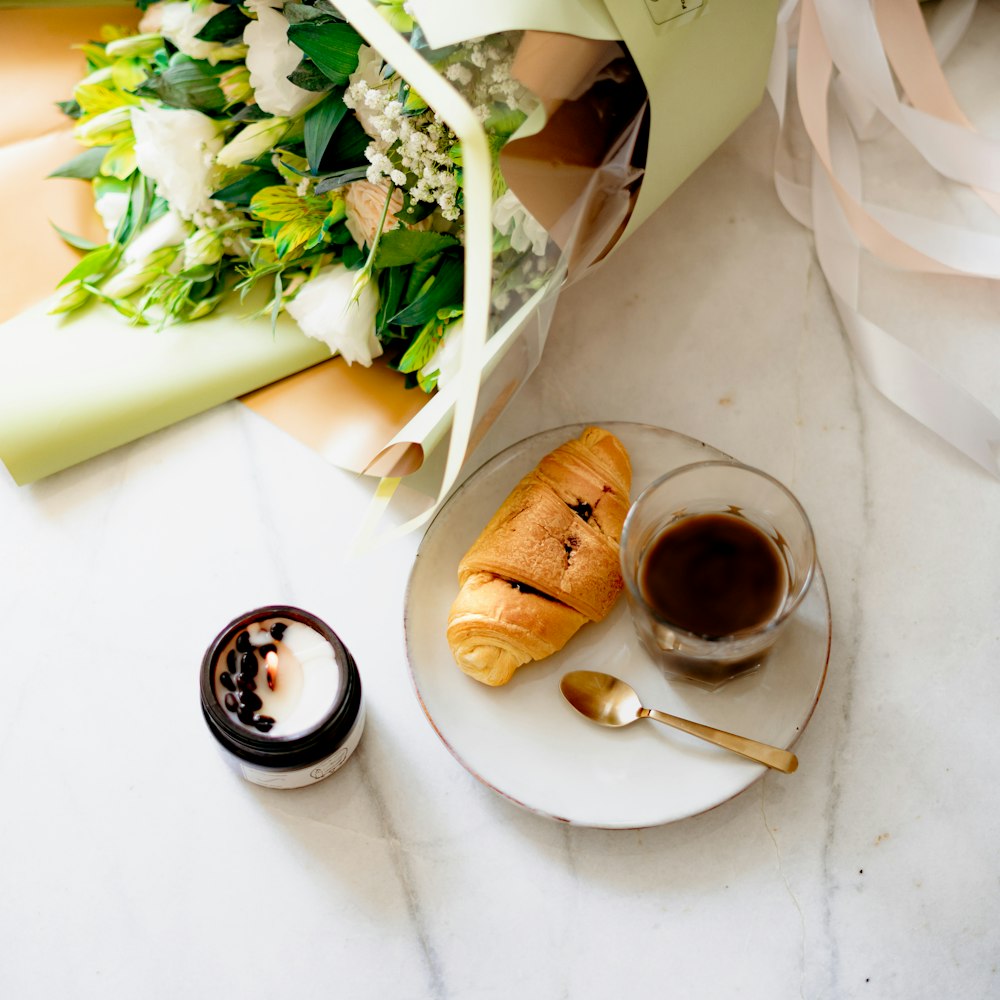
[3,18,1000,1000]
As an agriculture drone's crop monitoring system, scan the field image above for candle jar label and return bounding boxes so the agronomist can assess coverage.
[237,703,366,789]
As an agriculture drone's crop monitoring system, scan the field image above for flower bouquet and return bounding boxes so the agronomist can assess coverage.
[0,0,779,529]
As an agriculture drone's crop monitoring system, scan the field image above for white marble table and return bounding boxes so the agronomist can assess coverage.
[4,31,1000,1000]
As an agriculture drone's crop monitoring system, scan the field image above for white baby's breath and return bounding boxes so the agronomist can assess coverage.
[131,106,223,220]
[344,46,386,139]
[243,0,316,118]
[285,265,382,366]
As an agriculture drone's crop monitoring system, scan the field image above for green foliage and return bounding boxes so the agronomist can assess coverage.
[389,253,463,326]
[374,230,460,269]
[48,146,109,180]
[304,90,348,172]
[212,169,284,206]
[286,22,364,85]
[134,56,226,113]
[50,223,103,252]
[195,6,247,43]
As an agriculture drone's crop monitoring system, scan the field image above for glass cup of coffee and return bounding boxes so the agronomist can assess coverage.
[620,461,816,688]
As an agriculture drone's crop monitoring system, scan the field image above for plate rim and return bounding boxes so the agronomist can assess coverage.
[403,421,832,829]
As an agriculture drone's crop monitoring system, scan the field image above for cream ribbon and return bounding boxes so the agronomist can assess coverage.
[336,0,493,547]
[769,0,1000,476]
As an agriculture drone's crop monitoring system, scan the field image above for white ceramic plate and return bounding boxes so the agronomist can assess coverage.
[404,423,831,828]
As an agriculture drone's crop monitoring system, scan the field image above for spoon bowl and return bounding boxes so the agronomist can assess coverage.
[560,670,798,773]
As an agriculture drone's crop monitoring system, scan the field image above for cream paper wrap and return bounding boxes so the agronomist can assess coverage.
[0,0,780,527]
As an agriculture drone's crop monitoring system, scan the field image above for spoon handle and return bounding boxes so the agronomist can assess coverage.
[641,708,798,773]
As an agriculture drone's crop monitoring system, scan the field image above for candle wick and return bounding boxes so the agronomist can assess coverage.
[265,650,279,691]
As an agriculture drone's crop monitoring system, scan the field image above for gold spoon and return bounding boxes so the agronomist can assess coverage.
[559,670,798,773]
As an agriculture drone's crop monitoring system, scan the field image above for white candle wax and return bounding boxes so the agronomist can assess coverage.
[213,617,343,737]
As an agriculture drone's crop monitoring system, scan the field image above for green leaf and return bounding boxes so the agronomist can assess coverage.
[389,254,463,326]
[57,245,119,287]
[341,240,366,270]
[374,230,460,269]
[484,104,527,139]
[50,223,103,252]
[134,56,225,112]
[304,90,348,173]
[212,169,283,206]
[376,265,406,337]
[286,58,334,92]
[231,104,272,123]
[314,0,348,18]
[195,6,246,42]
[57,99,83,120]
[287,22,364,85]
[48,146,109,180]
[114,174,156,246]
[284,3,332,24]
[321,113,368,168]
[313,165,368,194]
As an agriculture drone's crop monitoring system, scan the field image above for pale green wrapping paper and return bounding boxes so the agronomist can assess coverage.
[0,298,330,485]
[412,0,780,239]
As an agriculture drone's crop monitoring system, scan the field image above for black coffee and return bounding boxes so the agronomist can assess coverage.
[639,512,787,638]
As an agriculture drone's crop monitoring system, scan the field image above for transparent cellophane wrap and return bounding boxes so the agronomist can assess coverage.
[0,0,778,535]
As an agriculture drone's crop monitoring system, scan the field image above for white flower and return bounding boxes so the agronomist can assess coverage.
[123,209,189,264]
[419,318,464,390]
[243,0,316,117]
[216,116,288,167]
[145,2,228,61]
[286,265,382,366]
[131,106,223,220]
[492,189,548,256]
[94,191,129,237]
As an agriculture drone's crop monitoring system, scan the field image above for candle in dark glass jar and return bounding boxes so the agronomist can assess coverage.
[200,606,364,789]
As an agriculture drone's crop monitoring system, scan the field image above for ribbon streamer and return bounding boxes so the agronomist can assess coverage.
[769,0,1000,477]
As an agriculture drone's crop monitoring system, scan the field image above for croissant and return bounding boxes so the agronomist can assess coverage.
[447,426,632,685]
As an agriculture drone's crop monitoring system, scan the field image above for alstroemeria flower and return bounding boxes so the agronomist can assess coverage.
[285,265,382,367]
[131,107,223,220]
[141,2,228,61]
[243,0,316,117]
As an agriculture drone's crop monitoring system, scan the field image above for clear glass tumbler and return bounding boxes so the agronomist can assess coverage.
[620,461,816,688]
